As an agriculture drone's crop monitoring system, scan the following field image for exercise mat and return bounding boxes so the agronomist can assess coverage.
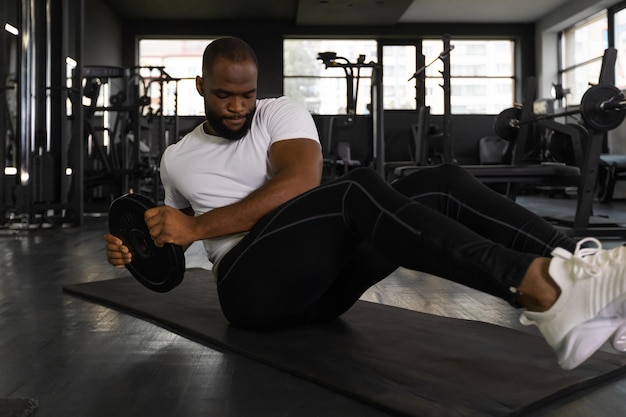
[64,270,626,417]
[0,398,38,417]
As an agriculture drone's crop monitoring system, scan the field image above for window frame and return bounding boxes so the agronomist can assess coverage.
[283,37,517,116]
[558,11,609,104]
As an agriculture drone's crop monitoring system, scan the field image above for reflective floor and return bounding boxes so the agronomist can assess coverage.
[1,194,625,417]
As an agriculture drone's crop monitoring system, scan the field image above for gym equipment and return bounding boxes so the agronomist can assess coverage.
[64,270,626,417]
[493,84,626,141]
[598,154,626,202]
[317,51,385,177]
[108,193,185,292]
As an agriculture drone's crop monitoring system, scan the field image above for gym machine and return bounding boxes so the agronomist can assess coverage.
[490,49,626,237]
[390,47,626,238]
[1,0,84,229]
[80,65,179,210]
[0,0,179,230]
[317,51,385,177]
[406,34,454,165]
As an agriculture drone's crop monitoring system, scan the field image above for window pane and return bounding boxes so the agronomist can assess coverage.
[284,39,376,115]
[284,39,377,76]
[451,40,514,76]
[423,39,514,114]
[426,77,513,114]
[139,39,213,116]
[284,76,372,114]
[382,45,416,110]
[422,40,444,78]
[615,8,626,89]
[560,12,607,103]
[283,77,322,114]
[562,60,603,103]
[561,13,608,69]
[453,78,514,113]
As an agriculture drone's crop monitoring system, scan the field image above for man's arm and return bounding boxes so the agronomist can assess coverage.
[144,138,323,247]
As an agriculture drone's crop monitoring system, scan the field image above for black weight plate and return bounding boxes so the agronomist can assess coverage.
[108,193,185,292]
[581,84,626,131]
[493,107,521,142]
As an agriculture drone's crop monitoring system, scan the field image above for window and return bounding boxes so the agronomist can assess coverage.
[615,8,626,89]
[382,45,417,111]
[284,38,515,115]
[422,39,515,114]
[284,40,418,113]
[284,39,377,114]
[560,12,608,103]
[138,39,214,116]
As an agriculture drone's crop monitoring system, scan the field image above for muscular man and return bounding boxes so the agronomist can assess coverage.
[105,37,626,370]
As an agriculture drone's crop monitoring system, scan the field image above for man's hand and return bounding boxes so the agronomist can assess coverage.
[144,205,198,248]
[104,233,132,268]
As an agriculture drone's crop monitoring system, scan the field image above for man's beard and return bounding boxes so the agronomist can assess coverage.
[205,107,256,141]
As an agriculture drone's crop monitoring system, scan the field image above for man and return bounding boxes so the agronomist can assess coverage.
[105,36,626,370]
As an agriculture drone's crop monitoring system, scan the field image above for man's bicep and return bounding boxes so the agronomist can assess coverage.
[269,138,323,182]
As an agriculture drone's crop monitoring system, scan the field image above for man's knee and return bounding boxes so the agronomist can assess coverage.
[421,163,470,181]
[394,163,475,193]
[343,167,387,188]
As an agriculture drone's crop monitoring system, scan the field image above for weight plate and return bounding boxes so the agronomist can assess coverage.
[581,84,626,131]
[108,193,185,292]
[493,107,521,141]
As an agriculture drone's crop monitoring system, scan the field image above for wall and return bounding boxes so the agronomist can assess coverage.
[535,0,622,98]
[83,0,123,67]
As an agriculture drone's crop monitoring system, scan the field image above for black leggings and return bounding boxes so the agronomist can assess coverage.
[215,165,575,330]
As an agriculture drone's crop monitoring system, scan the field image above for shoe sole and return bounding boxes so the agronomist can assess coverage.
[558,292,626,369]
[557,317,623,370]
[612,324,626,351]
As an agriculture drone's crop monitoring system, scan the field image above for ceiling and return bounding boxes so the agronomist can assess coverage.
[100,0,572,25]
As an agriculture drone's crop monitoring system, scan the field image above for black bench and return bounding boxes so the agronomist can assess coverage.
[598,154,626,202]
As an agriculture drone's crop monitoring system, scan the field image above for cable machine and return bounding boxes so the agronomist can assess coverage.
[0,0,179,229]
[80,65,179,208]
[0,0,84,229]
[317,51,385,177]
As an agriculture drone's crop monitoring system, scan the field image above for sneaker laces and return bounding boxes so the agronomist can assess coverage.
[559,237,603,280]
[564,237,626,320]
[574,237,603,258]
[575,237,626,266]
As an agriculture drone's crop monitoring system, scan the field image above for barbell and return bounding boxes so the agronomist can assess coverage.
[494,84,626,141]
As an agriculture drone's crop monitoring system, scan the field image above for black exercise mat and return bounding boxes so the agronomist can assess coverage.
[0,398,38,417]
[64,270,626,417]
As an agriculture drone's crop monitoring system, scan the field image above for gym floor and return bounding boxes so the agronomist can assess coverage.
[1,193,625,417]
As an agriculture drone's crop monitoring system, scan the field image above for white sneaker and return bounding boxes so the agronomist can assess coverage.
[612,325,626,352]
[576,239,626,352]
[520,238,626,370]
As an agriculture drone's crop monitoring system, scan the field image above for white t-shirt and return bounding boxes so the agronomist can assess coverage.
[160,96,320,267]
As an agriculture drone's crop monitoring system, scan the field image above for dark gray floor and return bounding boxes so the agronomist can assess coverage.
[1,194,626,417]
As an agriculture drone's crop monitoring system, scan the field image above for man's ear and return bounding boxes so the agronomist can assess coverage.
[195,76,204,96]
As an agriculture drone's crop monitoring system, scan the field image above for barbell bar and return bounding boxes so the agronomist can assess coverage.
[494,84,626,141]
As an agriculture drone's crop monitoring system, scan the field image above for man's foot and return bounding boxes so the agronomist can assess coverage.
[520,237,626,370]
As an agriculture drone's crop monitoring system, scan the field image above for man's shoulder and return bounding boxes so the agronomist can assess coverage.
[163,124,204,156]
[255,96,310,121]
[257,96,301,110]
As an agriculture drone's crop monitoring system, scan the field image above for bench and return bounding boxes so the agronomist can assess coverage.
[598,154,626,202]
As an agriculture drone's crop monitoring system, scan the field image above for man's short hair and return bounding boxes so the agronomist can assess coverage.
[202,37,258,75]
